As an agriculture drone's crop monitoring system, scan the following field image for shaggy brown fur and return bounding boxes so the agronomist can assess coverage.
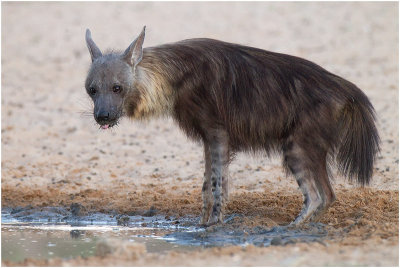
[85,28,380,225]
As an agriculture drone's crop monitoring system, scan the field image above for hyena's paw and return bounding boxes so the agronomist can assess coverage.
[290,214,310,226]
[200,204,212,226]
[307,204,330,223]
[291,212,323,227]
[199,218,207,226]
[198,216,221,227]
[207,210,223,226]
[206,216,222,226]
[200,213,210,226]
[291,199,327,226]
[200,207,223,226]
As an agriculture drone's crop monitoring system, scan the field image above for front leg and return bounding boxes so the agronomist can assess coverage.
[200,142,212,225]
[207,130,229,225]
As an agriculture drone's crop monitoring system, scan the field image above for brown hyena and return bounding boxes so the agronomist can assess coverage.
[84,27,380,226]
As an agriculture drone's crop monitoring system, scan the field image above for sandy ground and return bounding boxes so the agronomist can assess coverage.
[1,2,399,266]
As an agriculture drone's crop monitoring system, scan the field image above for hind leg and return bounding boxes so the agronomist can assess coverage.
[312,160,336,221]
[284,141,335,225]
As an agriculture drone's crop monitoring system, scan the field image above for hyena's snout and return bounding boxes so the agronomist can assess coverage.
[92,93,124,129]
[94,106,120,129]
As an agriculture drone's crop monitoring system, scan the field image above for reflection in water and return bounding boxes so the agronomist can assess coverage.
[2,226,98,262]
[1,225,196,263]
[70,230,84,239]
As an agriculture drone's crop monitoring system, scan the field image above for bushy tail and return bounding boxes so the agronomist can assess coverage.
[336,96,380,185]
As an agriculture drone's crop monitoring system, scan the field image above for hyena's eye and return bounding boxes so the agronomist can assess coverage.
[112,85,122,93]
[88,87,97,95]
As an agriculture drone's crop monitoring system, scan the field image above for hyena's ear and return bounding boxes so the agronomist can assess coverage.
[85,29,103,62]
[123,26,146,67]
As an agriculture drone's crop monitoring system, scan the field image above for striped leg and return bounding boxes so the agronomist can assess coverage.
[284,141,334,225]
[200,142,212,225]
[207,130,229,225]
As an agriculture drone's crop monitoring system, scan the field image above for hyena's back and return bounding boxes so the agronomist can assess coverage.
[145,38,379,183]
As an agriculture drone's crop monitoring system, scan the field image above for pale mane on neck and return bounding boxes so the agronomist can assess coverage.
[125,51,176,120]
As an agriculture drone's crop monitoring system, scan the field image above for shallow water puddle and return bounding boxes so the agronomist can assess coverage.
[1,208,200,262]
[2,208,328,262]
[2,224,198,262]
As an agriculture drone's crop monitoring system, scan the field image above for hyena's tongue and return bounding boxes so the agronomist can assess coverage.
[101,124,109,129]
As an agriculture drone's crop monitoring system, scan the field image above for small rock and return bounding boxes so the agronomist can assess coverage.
[70,203,85,216]
[70,230,83,239]
[117,215,130,226]
[66,127,77,133]
[270,237,283,246]
[89,156,99,161]
[11,207,23,214]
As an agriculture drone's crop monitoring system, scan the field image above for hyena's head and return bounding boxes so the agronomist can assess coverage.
[84,27,145,129]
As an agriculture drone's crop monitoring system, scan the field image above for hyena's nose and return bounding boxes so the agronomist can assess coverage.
[95,110,110,122]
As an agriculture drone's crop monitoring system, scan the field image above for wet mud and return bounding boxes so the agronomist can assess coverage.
[165,222,328,247]
[2,206,331,263]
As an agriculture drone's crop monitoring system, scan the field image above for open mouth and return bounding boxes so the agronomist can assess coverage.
[96,113,122,130]
[99,121,117,130]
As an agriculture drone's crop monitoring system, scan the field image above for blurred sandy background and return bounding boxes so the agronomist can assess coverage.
[2,2,398,266]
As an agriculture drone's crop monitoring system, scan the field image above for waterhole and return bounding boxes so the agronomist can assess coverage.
[2,207,328,263]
